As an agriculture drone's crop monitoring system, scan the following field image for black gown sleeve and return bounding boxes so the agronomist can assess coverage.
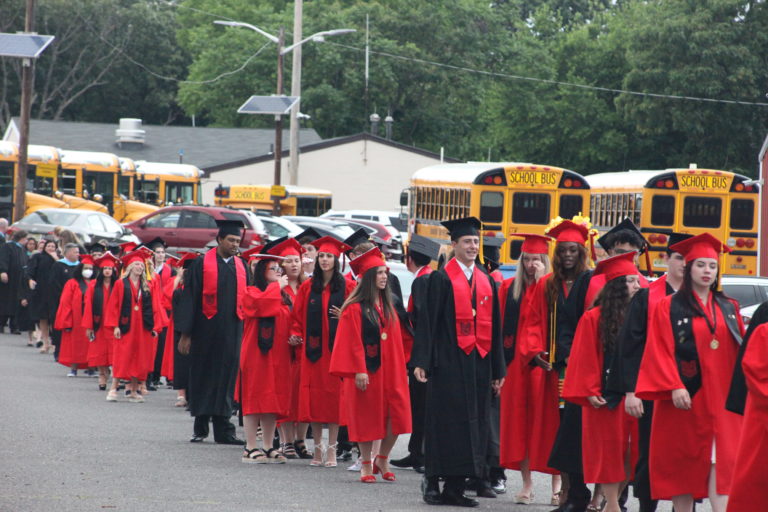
[555,270,592,365]
[411,271,447,372]
[489,276,506,381]
[175,257,202,336]
[0,243,10,274]
[611,288,650,394]
[726,299,768,414]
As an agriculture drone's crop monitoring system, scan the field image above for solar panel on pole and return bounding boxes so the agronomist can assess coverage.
[0,33,55,58]
[237,95,299,116]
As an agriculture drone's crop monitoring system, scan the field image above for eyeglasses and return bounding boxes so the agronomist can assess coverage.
[267,266,280,272]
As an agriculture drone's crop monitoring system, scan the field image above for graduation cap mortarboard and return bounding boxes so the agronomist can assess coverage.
[266,237,303,258]
[87,242,107,254]
[669,233,729,264]
[546,220,588,245]
[79,254,96,266]
[441,217,481,241]
[310,236,352,258]
[407,234,440,261]
[147,237,167,250]
[344,228,371,251]
[164,253,180,266]
[95,252,119,268]
[593,251,638,282]
[175,251,199,269]
[119,241,138,253]
[121,249,150,267]
[215,219,244,238]
[295,227,322,244]
[666,232,693,253]
[349,247,387,277]
[482,235,506,248]
[512,233,552,255]
[597,218,646,252]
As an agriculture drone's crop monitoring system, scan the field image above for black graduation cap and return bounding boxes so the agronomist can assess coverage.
[484,258,500,274]
[343,228,371,250]
[666,232,694,253]
[108,243,121,256]
[295,227,322,244]
[441,217,481,241]
[408,235,440,261]
[371,235,392,247]
[597,218,646,252]
[482,235,505,248]
[87,241,107,254]
[261,236,287,254]
[215,219,244,238]
[147,236,167,250]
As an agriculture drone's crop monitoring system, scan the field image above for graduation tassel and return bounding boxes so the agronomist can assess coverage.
[644,249,655,278]
[549,301,557,365]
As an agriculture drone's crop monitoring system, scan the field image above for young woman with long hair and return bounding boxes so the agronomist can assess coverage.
[28,239,58,353]
[636,234,744,512]
[562,252,643,512]
[83,253,119,392]
[498,234,559,504]
[330,247,411,483]
[55,255,95,377]
[289,236,355,467]
[238,245,294,464]
[105,250,165,403]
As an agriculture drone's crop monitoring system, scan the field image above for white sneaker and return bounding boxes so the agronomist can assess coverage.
[347,457,362,471]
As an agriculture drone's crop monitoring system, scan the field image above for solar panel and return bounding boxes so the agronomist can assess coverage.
[0,33,55,59]
[237,95,300,115]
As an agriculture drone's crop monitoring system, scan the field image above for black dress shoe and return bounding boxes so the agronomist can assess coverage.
[391,454,415,468]
[422,477,442,505]
[551,504,588,512]
[215,436,245,445]
[146,383,158,391]
[413,464,425,474]
[190,435,207,443]
[441,488,479,508]
[475,486,497,499]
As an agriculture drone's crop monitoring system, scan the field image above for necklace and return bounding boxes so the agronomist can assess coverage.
[700,294,719,350]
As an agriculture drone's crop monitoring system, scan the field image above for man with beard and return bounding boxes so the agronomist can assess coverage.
[178,220,248,445]
[411,217,505,507]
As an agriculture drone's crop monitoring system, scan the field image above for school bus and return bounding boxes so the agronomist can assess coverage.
[213,184,333,216]
[112,158,159,223]
[408,162,591,265]
[133,161,203,206]
[59,149,121,213]
[587,166,759,275]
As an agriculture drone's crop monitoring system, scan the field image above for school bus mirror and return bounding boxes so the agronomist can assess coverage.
[399,190,408,207]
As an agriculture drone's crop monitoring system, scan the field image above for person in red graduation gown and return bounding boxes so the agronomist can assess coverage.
[105,249,165,403]
[82,253,119,394]
[498,233,560,503]
[520,219,593,511]
[330,247,411,483]
[55,254,95,376]
[727,322,768,511]
[562,252,642,512]
[238,242,294,464]
[636,233,744,512]
[146,237,175,390]
[289,236,355,467]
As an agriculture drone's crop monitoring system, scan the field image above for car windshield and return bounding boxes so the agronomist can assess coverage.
[25,210,78,226]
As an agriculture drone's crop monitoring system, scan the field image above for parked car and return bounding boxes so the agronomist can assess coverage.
[255,213,304,240]
[125,205,265,250]
[387,261,415,304]
[329,217,404,261]
[321,209,407,241]
[721,275,768,325]
[283,216,357,241]
[11,208,139,246]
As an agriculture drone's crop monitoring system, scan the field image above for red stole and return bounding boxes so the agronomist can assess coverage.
[444,258,493,358]
[407,265,433,312]
[202,249,246,320]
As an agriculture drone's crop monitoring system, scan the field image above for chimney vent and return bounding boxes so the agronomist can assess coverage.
[116,118,146,148]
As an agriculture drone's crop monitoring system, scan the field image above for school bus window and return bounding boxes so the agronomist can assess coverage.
[0,162,12,202]
[650,195,675,226]
[513,192,550,225]
[118,176,131,197]
[57,168,77,195]
[730,198,754,230]
[509,240,523,260]
[683,197,721,228]
[480,191,504,223]
[559,195,583,221]
[27,166,53,195]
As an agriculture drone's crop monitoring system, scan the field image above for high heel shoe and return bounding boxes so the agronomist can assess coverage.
[324,443,338,468]
[373,454,396,481]
[309,442,326,467]
[359,461,376,483]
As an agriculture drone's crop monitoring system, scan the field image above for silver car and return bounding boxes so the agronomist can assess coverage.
[11,208,140,245]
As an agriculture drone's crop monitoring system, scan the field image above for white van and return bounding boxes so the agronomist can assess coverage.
[321,209,407,240]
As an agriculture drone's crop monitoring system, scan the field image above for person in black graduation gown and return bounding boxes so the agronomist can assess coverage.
[604,233,690,512]
[28,239,59,353]
[0,229,30,334]
[177,220,248,445]
[48,243,81,360]
[392,234,440,474]
[411,217,506,508]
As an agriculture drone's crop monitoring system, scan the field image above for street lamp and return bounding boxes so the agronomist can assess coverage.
[214,20,355,214]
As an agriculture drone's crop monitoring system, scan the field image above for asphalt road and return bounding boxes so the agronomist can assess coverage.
[0,333,689,512]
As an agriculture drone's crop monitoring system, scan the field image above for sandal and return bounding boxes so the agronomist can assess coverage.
[264,447,287,464]
[242,447,268,464]
[360,461,376,483]
[324,443,338,468]
[294,440,312,460]
[106,390,118,402]
[372,454,395,481]
[175,396,188,408]
[282,442,298,459]
[310,442,326,467]
[552,491,564,506]
[514,491,534,504]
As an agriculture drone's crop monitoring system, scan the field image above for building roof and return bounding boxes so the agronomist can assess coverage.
[205,132,461,173]
[3,118,322,169]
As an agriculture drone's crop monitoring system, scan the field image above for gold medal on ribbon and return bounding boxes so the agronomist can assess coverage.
[134,305,139,311]
[472,308,477,317]
[380,332,388,341]
[710,339,719,350]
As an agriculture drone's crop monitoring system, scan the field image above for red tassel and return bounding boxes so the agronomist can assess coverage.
[644,249,655,278]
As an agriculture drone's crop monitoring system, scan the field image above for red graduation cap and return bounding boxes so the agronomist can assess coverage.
[95,252,119,268]
[121,248,152,267]
[349,247,387,277]
[173,251,199,268]
[164,253,180,267]
[310,236,352,258]
[512,233,552,255]
[119,241,138,253]
[267,237,303,258]
[545,220,589,245]
[593,251,638,282]
[79,254,96,266]
[669,232,730,264]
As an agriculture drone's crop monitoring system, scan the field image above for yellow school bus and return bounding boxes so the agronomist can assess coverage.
[133,161,203,206]
[408,162,591,265]
[587,166,759,275]
[59,149,121,213]
[213,184,332,216]
[112,157,159,223]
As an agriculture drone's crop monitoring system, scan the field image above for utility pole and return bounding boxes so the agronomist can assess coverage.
[14,0,36,222]
[288,0,302,186]
[272,27,285,216]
